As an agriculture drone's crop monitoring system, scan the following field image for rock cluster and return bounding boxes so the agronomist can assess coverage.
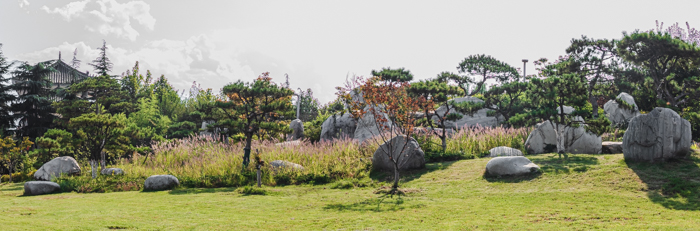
[34,156,81,181]
[524,121,602,154]
[623,107,692,162]
[433,97,499,129]
[604,92,641,127]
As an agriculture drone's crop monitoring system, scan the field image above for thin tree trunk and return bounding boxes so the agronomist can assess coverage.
[590,95,599,118]
[392,163,400,190]
[243,134,252,168]
[256,168,262,187]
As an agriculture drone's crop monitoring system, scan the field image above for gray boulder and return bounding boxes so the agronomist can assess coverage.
[269,160,305,172]
[320,113,357,141]
[524,121,602,154]
[623,107,692,162]
[488,146,523,157]
[354,107,391,144]
[34,156,81,181]
[485,156,540,176]
[288,119,304,140]
[524,121,557,154]
[24,181,61,196]
[557,106,575,115]
[433,96,499,129]
[372,135,426,171]
[604,92,641,127]
[602,142,623,154]
[144,175,179,191]
[275,140,301,147]
[100,168,124,176]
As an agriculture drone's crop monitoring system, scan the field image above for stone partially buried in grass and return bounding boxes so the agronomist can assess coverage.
[269,160,304,172]
[144,175,179,191]
[34,156,81,181]
[24,181,61,196]
[488,146,523,157]
[485,156,540,176]
[101,168,124,176]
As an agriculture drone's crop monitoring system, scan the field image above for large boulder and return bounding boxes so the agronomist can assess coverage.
[269,160,305,172]
[524,121,557,154]
[623,107,692,162]
[320,113,356,141]
[34,156,81,181]
[485,156,540,176]
[604,92,641,127]
[101,168,124,176]
[24,181,61,196]
[354,107,391,144]
[288,119,304,141]
[144,175,179,191]
[433,96,499,129]
[488,146,523,157]
[372,135,426,171]
[524,121,602,154]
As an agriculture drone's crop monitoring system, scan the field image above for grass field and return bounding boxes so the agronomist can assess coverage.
[1,152,700,230]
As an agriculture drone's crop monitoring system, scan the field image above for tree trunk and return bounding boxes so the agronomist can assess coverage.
[590,95,599,118]
[392,163,400,190]
[7,162,13,182]
[243,134,252,168]
[554,123,567,158]
[441,127,447,152]
[256,168,262,187]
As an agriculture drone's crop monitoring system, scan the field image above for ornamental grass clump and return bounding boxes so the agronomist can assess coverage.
[418,125,532,161]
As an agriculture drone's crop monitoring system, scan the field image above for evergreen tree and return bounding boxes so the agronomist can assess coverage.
[89,40,113,77]
[0,44,16,135]
[216,72,295,167]
[371,67,414,82]
[11,61,56,140]
[408,79,463,151]
[566,36,620,118]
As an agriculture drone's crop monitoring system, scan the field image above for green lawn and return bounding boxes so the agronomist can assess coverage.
[2,152,700,230]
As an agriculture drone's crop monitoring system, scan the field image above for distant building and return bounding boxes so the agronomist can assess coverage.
[15,53,94,101]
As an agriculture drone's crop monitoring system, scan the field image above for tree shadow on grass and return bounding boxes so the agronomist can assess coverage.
[626,151,700,211]
[167,187,236,195]
[322,194,425,212]
[369,161,456,185]
[483,154,599,183]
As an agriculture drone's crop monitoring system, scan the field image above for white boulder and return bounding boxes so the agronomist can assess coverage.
[354,107,392,144]
[288,119,304,140]
[34,156,81,181]
[269,160,305,172]
[101,168,124,176]
[623,107,692,162]
[485,156,540,176]
[524,121,602,154]
[604,92,641,127]
[488,146,523,157]
[320,113,357,141]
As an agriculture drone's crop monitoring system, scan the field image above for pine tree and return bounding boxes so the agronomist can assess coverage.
[11,61,56,140]
[89,40,113,77]
[0,44,17,135]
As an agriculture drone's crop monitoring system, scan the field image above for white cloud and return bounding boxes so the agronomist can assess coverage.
[41,0,156,41]
[18,0,30,8]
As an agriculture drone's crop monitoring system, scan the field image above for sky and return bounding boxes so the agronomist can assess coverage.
[2,0,699,104]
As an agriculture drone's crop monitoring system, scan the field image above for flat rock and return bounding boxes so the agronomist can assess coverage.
[320,113,357,141]
[488,146,523,157]
[269,160,305,172]
[372,135,426,171]
[101,168,124,175]
[623,107,692,162]
[485,156,540,176]
[34,156,81,181]
[602,142,623,154]
[24,181,61,196]
[433,96,499,129]
[144,175,179,191]
[604,92,641,127]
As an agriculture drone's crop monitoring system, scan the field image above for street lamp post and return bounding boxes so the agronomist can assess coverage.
[522,59,528,77]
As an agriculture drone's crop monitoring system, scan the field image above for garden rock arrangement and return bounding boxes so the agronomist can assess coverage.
[372,135,426,171]
[269,160,305,172]
[604,92,641,127]
[101,168,124,175]
[433,96,499,129]
[602,142,623,154]
[34,156,81,181]
[485,156,540,176]
[24,181,61,196]
[320,113,357,141]
[354,107,391,144]
[144,175,180,191]
[623,107,692,162]
[288,119,304,140]
[524,121,602,154]
[488,146,523,157]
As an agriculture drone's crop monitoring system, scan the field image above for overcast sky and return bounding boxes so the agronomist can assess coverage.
[2,0,699,103]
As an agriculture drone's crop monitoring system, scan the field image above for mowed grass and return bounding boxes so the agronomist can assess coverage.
[1,152,700,230]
